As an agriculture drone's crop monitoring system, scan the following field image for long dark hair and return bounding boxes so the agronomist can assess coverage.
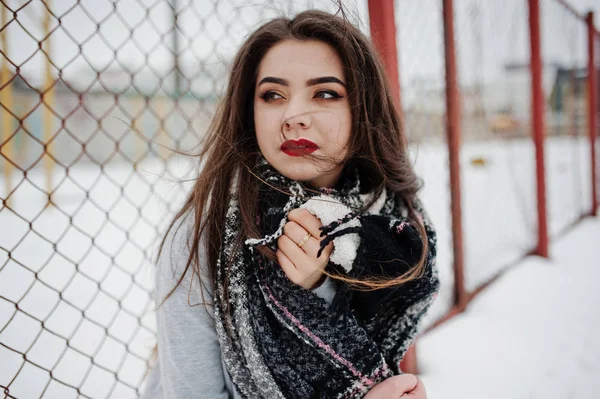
[158,9,427,307]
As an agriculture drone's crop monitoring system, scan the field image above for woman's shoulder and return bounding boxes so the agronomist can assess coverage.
[156,210,194,275]
[154,209,213,301]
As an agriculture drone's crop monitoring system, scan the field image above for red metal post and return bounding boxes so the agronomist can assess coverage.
[368,0,403,117]
[587,12,598,216]
[528,0,549,257]
[368,0,415,374]
[442,0,467,311]
[400,345,417,374]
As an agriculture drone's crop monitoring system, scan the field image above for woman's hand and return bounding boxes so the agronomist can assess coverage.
[364,374,427,398]
[276,208,334,290]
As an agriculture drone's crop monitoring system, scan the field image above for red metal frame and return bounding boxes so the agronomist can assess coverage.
[442,0,467,311]
[367,0,403,117]
[365,0,600,376]
[587,12,598,216]
[528,0,549,258]
[368,0,418,374]
[554,0,585,20]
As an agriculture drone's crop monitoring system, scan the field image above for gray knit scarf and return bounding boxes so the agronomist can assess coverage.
[214,158,439,398]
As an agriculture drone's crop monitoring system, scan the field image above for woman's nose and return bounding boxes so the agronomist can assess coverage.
[282,100,312,131]
[283,115,310,130]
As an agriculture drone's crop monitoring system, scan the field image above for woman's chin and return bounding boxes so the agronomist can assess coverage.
[276,168,317,182]
[282,168,340,189]
[264,153,342,188]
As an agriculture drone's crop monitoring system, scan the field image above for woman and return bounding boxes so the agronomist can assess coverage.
[142,9,439,399]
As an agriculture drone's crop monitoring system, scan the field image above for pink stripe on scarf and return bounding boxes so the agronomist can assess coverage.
[264,286,371,384]
[341,363,390,399]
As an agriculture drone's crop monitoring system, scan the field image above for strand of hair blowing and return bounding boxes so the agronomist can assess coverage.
[157,9,429,312]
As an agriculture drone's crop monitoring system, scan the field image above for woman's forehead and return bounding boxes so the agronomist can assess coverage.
[256,40,345,84]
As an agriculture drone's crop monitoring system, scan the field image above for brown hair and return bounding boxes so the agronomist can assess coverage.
[158,9,428,308]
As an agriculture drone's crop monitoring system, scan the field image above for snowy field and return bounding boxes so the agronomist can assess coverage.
[0,136,596,398]
[419,215,600,399]
[415,135,593,328]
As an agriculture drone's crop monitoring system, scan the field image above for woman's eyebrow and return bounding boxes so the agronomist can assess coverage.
[258,76,288,86]
[257,76,346,88]
[306,76,346,87]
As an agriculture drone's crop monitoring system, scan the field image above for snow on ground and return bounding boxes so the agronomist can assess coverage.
[418,214,600,399]
[0,136,596,397]
[416,135,593,329]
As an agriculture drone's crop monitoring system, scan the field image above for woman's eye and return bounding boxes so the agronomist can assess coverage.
[315,90,342,100]
[260,91,284,101]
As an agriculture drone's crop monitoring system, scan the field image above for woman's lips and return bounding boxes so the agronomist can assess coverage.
[280,139,318,156]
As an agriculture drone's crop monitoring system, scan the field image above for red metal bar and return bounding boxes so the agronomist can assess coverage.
[442,0,467,311]
[424,252,529,334]
[554,0,586,22]
[528,0,549,257]
[368,0,403,117]
[368,0,414,374]
[423,211,587,335]
[587,12,598,216]
[400,345,418,374]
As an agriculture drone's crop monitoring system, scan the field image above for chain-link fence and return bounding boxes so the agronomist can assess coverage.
[0,1,370,397]
[445,0,596,296]
[452,0,540,296]
[1,0,599,397]
[428,0,599,313]
[542,0,593,236]
[395,0,453,332]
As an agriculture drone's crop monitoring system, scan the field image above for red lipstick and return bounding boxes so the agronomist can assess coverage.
[280,139,318,156]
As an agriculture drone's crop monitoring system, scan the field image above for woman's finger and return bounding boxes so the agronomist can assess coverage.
[288,208,324,239]
[364,374,418,398]
[404,376,427,398]
[393,374,418,393]
[278,233,328,270]
[283,221,321,257]
[287,209,334,259]
[276,249,298,278]
[277,235,313,270]
[277,234,328,289]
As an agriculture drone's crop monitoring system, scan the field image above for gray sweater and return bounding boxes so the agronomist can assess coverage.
[141,214,337,399]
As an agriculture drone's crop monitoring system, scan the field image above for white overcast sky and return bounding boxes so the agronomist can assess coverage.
[2,0,599,91]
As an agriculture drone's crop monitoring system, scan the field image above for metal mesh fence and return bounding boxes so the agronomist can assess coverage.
[1,0,599,397]
[395,0,452,332]
[453,0,539,293]
[0,1,368,398]
[542,0,593,236]
[447,0,598,296]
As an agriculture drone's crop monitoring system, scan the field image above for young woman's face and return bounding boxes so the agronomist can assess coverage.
[254,39,351,188]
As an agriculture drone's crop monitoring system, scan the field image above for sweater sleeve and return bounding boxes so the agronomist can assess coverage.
[311,276,336,304]
[142,214,241,399]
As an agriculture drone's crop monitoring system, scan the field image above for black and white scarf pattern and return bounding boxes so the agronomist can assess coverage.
[214,158,439,398]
